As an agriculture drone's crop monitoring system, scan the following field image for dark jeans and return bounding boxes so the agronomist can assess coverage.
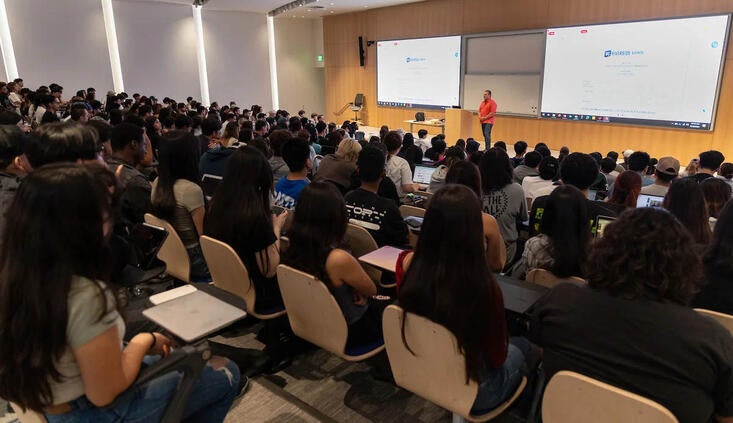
[346,297,391,347]
[46,356,239,423]
[471,337,534,414]
[482,123,494,143]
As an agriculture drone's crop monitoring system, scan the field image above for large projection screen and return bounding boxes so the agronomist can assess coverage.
[377,36,462,110]
[541,14,730,130]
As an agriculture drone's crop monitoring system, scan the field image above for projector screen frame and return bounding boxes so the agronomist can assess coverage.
[375,34,464,111]
[540,13,731,132]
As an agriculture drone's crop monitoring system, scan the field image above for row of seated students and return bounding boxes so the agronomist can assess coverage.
[1,84,733,423]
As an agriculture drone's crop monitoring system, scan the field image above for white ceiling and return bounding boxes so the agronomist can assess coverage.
[117,0,424,17]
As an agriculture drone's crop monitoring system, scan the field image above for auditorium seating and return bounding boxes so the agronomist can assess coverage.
[525,268,587,289]
[144,213,192,284]
[382,305,527,422]
[277,264,385,361]
[542,371,678,423]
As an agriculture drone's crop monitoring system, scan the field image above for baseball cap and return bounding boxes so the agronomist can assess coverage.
[655,156,680,176]
[622,149,634,159]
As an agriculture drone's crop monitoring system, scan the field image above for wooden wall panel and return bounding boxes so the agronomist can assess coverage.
[462,0,550,33]
[324,0,733,161]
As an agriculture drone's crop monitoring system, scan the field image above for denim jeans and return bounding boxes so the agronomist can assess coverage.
[482,123,494,143]
[46,356,239,423]
[471,337,530,414]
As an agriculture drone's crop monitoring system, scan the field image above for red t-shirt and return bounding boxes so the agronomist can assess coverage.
[479,99,497,124]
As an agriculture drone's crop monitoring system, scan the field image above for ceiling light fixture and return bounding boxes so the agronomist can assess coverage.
[268,0,320,17]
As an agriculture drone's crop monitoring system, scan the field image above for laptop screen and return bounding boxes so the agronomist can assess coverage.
[636,194,665,209]
[595,215,616,238]
[201,174,223,199]
[413,165,437,185]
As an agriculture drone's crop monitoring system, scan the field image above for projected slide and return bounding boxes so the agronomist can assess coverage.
[377,36,461,109]
[541,15,729,130]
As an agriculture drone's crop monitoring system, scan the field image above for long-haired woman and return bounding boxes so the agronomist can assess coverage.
[283,182,382,345]
[663,177,712,246]
[151,131,209,280]
[205,146,288,310]
[396,185,532,413]
[607,170,642,209]
[692,201,733,313]
[522,185,590,278]
[445,161,506,272]
[0,164,238,421]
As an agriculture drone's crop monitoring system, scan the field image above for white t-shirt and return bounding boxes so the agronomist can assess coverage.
[533,182,559,199]
[415,137,430,153]
[522,176,556,201]
[386,154,413,199]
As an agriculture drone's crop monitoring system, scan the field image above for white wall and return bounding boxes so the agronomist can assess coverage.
[5,0,113,93]
[202,9,271,110]
[113,0,199,101]
[275,18,326,115]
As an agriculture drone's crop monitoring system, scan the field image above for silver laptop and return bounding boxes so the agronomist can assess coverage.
[143,289,246,342]
[636,194,664,209]
[413,165,437,185]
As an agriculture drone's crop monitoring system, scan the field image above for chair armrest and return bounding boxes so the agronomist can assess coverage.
[132,342,211,423]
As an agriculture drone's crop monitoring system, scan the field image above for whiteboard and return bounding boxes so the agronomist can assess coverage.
[463,74,540,116]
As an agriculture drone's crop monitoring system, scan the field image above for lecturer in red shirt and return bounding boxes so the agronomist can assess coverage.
[478,89,497,143]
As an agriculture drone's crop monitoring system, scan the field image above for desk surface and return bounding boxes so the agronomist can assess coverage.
[496,274,549,314]
[359,246,403,272]
[404,119,445,127]
[358,247,549,314]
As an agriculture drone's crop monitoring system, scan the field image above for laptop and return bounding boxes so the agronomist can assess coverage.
[594,215,616,239]
[143,288,246,343]
[636,194,664,209]
[129,223,168,270]
[201,174,223,200]
[586,189,598,201]
[413,165,437,186]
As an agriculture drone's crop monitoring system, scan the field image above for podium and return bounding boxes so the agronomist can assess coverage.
[445,108,475,145]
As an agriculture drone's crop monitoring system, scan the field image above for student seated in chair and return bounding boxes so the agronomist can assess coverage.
[444,161,506,273]
[274,137,311,209]
[205,146,289,312]
[522,185,590,279]
[345,146,408,248]
[529,208,733,423]
[0,164,239,422]
[395,185,536,413]
[151,131,210,281]
[283,182,384,345]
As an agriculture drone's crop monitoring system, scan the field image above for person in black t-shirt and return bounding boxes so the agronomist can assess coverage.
[530,208,733,423]
[345,146,408,248]
[529,153,619,236]
[691,150,725,183]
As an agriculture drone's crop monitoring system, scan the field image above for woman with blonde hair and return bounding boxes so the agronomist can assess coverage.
[314,138,362,193]
[222,121,240,147]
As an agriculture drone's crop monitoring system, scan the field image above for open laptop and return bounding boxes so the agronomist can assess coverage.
[594,215,616,239]
[201,174,223,200]
[129,223,168,269]
[144,288,246,343]
[413,164,437,187]
[636,194,664,209]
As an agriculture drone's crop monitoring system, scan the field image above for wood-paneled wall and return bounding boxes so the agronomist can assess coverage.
[324,0,733,161]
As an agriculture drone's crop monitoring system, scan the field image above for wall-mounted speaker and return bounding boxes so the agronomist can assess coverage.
[358,36,365,67]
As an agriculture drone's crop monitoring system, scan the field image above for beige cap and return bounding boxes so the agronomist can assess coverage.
[655,156,680,176]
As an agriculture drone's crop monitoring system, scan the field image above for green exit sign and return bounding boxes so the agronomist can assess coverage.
[316,55,323,62]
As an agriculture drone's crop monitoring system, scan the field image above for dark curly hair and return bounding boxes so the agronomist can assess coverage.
[585,208,702,305]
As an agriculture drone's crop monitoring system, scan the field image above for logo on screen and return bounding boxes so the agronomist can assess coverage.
[604,50,612,58]
[604,49,645,58]
[405,57,426,63]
